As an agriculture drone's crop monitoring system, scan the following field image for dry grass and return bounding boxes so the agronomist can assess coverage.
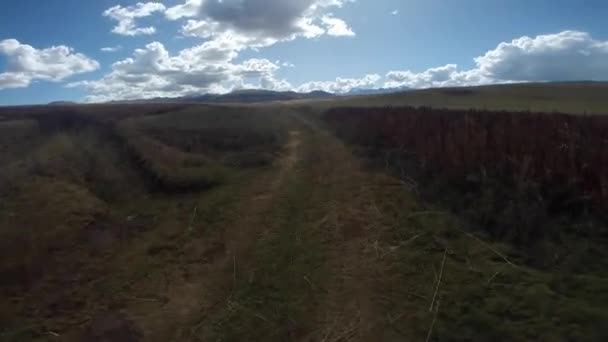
[301,81,608,114]
[0,104,291,341]
[1,100,607,341]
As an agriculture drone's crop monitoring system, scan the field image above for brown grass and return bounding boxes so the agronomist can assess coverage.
[325,106,608,218]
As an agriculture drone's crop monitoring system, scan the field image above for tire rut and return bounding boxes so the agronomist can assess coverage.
[307,128,385,342]
[125,127,304,341]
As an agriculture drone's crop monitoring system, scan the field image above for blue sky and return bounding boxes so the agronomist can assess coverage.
[1,0,608,105]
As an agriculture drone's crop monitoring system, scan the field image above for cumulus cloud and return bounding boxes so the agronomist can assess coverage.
[82,5,608,102]
[69,35,379,100]
[384,64,487,89]
[165,0,204,20]
[103,2,166,36]
[260,75,293,91]
[0,39,99,89]
[200,0,319,39]
[81,0,358,101]
[181,19,221,39]
[475,30,608,82]
[0,73,31,89]
[68,41,285,102]
[384,30,608,89]
[321,15,355,37]
[297,74,381,93]
[237,58,280,77]
[175,0,355,47]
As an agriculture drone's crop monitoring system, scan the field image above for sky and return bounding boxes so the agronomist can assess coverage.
[1,0,608,105]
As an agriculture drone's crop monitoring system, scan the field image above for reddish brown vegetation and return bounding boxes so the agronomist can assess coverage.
[325,107,608,215]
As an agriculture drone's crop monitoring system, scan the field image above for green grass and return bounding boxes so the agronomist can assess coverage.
[0,104,293,341]
[88,169,259,303]
[367,174,608,341]
[194,127,330,341]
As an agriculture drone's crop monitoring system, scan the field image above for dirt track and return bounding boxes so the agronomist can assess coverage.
[115,111,398,341]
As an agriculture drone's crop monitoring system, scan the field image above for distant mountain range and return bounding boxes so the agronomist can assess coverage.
[106,89,335,105]
[46,87,412,105]
[343,86,411,96]
[48,101,78,106]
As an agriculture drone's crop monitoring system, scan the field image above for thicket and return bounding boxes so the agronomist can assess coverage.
[325,107,608,264]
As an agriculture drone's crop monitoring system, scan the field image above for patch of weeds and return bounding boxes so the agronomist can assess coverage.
[367,172,608,341]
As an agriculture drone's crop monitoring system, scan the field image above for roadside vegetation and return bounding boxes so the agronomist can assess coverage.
[324,105,608,340]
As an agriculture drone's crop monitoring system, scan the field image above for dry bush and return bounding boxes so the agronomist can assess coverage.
[325,107,608,252]
[325,107,608,214]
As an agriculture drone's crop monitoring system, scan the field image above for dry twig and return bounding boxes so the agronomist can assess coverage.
[407,211,449,219]
[187,205,198,233]
[486,266,504,285]
[232,255,237,289]
[425,300,441,342]
[429,248,447,312]
[453,226,518,269]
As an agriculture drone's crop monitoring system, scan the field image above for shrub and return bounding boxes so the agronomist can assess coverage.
[325,107,608,218]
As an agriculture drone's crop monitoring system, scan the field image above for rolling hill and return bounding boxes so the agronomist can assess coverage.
[107,89,334,105]
[323,81,608,114]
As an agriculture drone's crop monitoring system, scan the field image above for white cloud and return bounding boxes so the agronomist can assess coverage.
[278,61,295,68]
[384,64,486,89]
[391,10,399,15]
[0,39,99,89]
[321,15,355,37]
[475,30,608,82]
[69,35,380,100]
[158,0,356,99]
[385,30,608,89]
[177,35,241,62]
[103,2,166,36]
[101,45,122,52]
[68,41,286,102]
[297,74,380,93]
[0,73,31,89]
[237,58,280,76]
[196,0,336,38]
[165,0,204,20]
[260,75,293,91]
[81,8,608,102]
[72,0,354,101]
[181,19,220,39]
[174,0,355,47]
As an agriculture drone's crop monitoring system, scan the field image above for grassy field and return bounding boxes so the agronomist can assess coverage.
[301,81,608,114]
[0,104,291,341]
[0,83,607,341]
